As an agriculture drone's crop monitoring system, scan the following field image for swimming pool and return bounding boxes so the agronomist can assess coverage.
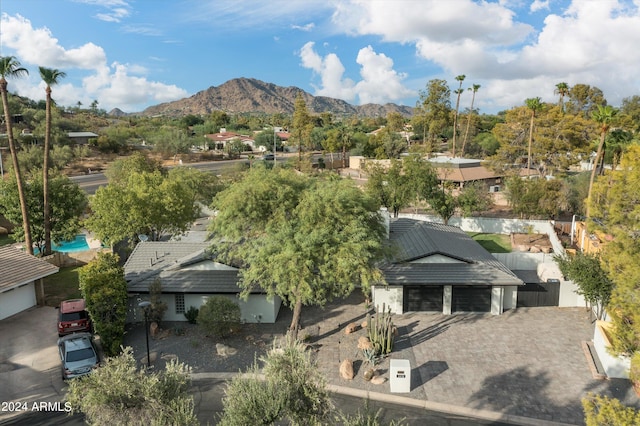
[52,235,91,253]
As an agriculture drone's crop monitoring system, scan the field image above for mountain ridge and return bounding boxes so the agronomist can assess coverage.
[122,77,414,118]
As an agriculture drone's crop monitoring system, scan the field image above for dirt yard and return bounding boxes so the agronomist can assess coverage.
[511,233,553,253]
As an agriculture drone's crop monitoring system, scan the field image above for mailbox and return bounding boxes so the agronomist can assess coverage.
[389,359,411,393]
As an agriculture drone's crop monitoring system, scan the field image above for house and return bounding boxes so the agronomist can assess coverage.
[68,131,99,145]
[0,246,59,320]
[372,218,524,315]
[428,156,503,191]
[204,129,256,151]
[123,241,281,323]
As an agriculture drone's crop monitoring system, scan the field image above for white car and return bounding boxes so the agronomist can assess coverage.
[57,332,99,380]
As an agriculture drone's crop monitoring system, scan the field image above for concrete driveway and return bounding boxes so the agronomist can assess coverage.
[0,306,71,423]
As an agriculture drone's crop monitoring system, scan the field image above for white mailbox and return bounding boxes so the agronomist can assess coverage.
[389,359,411,393]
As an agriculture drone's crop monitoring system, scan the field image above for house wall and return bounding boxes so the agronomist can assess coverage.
[503,286,518,310]
[127,293,282,324]
[0,282,36,320]
[594,320,630,379]
[491,287,503,315]
[371,285,403,314]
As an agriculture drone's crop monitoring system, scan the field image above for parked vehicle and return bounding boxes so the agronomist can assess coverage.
[57,332,99,380]
[261,153,275,161]
[58,299,91,336]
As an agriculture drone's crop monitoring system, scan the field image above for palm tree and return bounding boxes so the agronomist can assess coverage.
[586,105,618,218]
[39,67,67,256]
[525,97,543,172]
[451,74,465,157]
[461,84,480,156]
[0,56,33,255]
[554,82,570,113]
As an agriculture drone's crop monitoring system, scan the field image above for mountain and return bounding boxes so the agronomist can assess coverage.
[137,78,414,118]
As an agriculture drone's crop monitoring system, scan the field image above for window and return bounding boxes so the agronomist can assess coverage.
[175,294,185,314]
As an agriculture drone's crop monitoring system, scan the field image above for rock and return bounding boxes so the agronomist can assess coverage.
[141,351,158,365]
[357,336,373,350]
[363,368,375,381]
[149,322,159,339]
[340,359,354,380]
[344,322,359,335]
[530,246,541,253]
[216,343,238,357]
[161,353,178,361]
[542,246,552,253]
[370,375,387,385]
[361,320,368,328]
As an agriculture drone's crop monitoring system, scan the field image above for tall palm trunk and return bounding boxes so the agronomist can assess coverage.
[461,89,478,155]
[43,86,52,255]
[527,111,535,172]
[586,131,606,218]
[0,79,33,254]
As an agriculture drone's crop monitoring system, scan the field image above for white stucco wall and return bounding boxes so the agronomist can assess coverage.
[503,286,518,310]
[0,282,36,320]
[491,287,503,315]
[594,321,630,379]
[372,285,403,314]
[127,293,282,324]
[558,280,587,308]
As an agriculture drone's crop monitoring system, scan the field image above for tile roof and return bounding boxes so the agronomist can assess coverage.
[0,246,60,291]
[386,219,523,287]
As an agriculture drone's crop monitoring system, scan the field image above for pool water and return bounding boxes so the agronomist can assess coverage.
[52,235,91,253]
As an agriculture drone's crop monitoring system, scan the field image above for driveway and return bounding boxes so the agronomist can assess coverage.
[0,306,73,423]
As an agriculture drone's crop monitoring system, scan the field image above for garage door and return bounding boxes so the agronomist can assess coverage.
[0,283,36,320]
[452,286,491,312]
[403,286,443,312]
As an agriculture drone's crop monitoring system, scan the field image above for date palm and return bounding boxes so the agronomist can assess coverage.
[461,84,480,156]
[451,74,465,157]
[525,97,543,172]
[39,67,67,255]
[0,56,33,254]
[586,105,618,218]
[555,82,570,113]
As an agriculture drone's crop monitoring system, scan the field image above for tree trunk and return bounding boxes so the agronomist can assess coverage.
[461,92,477,156]
[288,298,303,340]
[527,112,534,172]
[586,131,606,218]
[0,80,33,255]
[43,87,52,255]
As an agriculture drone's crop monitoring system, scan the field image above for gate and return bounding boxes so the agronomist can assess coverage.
[517,279,560,307]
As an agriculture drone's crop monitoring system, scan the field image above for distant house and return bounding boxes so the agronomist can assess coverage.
[428,156,503,191]
[204,128,255,151]
[68,131,99,145]
[372,217,524,315]
[0,246,59,320]
[123,241,281,323]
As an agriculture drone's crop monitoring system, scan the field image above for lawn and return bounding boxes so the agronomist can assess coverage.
[468,232,512,253]
[0,234,14,247]
[44,266,83,307]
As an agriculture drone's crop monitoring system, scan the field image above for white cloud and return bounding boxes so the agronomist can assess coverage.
[299,42,414,105]
[530,0,550,13]
[0,13,188,112]
[291,23,315,31]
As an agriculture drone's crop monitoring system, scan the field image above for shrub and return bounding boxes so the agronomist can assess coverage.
[582,393,640,425]
[147,279,168,325]
[184,306,199,324]
[197,296,241,338]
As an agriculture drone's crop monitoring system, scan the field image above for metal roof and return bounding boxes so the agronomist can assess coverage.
[386,219,523,287]
[0,246,60,291]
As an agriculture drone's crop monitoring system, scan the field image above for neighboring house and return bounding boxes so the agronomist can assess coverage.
[372,218,524,315]
[204,129,256,151]
[68,131,99,145]
[123,241,281,323]
[0,246,59,320]
[428,156,503,191]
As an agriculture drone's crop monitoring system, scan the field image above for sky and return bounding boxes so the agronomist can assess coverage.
[1,0,640,115]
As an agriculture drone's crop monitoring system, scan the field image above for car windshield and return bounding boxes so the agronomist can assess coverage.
[61,311,87,322]
[66,347,95,362]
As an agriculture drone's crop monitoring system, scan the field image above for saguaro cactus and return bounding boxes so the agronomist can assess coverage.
[366,303,395,356]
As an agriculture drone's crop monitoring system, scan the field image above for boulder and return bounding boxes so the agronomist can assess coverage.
[216,343,238,357]
[357,336,373,350]
[141,351,158,365]
[340,359,354,380]
[344,322,360,335]
[371,375,387,385]
[149,322,159,339]
[361,319,368,328]
[363,368,375,381]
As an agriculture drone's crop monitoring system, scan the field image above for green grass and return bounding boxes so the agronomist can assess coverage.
[0,234,14,247]
[468,232,512,253]
[43,266,83,307]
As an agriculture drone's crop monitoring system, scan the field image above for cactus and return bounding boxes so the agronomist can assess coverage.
[366,303,395,356]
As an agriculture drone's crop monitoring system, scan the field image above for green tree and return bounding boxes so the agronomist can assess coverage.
[0,56,33,254]
[209,168,386,339]
[413,79,451,152]
[582,394,640,426]
[566,84,606,118]
[39,66,67,256]
[218,337,330,425]
[147,279,168,326]
[589,145,640,355]
[79,253,128,356]
[505,177,565,219]
[197,296,241,338]
[554,252,612,320]
[457,181,493,217]
[0,169,87,254]
[451,74,465,157]
[461,84,481,156]
[525,97,543,172]
[554,82,570,113]
[586,105,618,218]
[66,347,197,426]
[292,92,313,165]
[365,159,411,218]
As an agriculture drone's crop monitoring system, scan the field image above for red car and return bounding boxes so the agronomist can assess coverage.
[58,299,92,336]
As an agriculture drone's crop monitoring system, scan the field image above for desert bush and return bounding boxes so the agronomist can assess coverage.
[184,306,199,324]
[197,296,241,338]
